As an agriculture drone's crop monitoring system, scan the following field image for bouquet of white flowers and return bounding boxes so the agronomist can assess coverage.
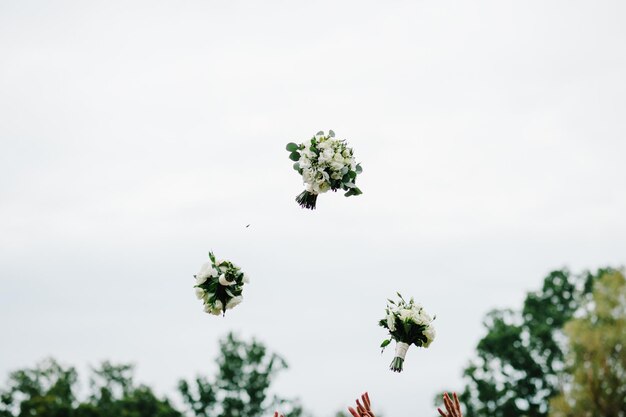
[286,130,363,210]
[379,293,436,372]
[194,252,249,316]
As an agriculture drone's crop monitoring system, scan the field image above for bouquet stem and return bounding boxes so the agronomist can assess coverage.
[295,190,318,210]
[390,342,409,373]
[389,356,405,373]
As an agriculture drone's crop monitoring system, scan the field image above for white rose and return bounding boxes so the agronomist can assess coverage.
[418,310,433,325]
[196,262,217,284]
[303,168,316,185]
[301,149,315,160]
[387,313,396,332]
[204,300,223,315]
[219,274,235,286]
[195,288,205,300]
[423,326,436,347]
[399,308,417,322]
[318,139,331,149]
[299,157,311,169]
[225,295,243,310]
[317,181,331,193]
[330,161,345,171]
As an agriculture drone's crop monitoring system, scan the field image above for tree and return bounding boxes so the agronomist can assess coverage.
[77,361,182,417]
[0,358,77,417]
[0,359,181,417]
[178,332,303,417]
[1,333,305,417]
[0,334,303,417]
[457,268,607,417]
[549,271,626,417]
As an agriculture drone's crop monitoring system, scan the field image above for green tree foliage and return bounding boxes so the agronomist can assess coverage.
[0,359,181,417]
[178,332,303,417]
[0,358,77,417]
[77,361,182,417]
[458,269,606,417]
[0,333,304,417]
[549,271,626,417]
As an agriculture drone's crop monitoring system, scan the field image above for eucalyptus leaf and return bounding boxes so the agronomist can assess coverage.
[355,163,363,174]
[292,162,300,171]
[289,152,301,161]
[316,131,324,136]
[286,142,299,152]
[328,129,335,137]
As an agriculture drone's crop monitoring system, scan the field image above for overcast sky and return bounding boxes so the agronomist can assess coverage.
[1,1,626,416]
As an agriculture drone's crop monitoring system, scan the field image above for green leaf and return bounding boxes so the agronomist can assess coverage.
[286,142,299,152]
[344,189,355,197]
[341,167,349,175]
[348,170,357,179]
[342,173,350,183]
[355,163,363,174]
[289,152,301,161]
[316,130,324,136]
[352,187,363,195]
[380,339,391,348]
[328,129,335,137]
[292,162,300,171]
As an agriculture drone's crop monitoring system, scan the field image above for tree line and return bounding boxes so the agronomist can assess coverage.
[2,268,624,417]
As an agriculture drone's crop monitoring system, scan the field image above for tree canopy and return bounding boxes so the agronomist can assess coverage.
[550,271,626,417]
[0,332,303,417]
[457,268,616,417]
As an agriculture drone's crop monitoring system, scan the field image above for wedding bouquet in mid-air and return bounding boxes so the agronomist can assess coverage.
[286,130,363,210]
[379,293,436,372]
[194,252,249,316]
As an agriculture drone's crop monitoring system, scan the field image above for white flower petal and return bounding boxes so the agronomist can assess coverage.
[219,274,236,286]
[226,295,243,310]
[195,288,205,300]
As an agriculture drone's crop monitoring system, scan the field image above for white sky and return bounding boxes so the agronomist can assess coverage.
[1,1,626,416]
